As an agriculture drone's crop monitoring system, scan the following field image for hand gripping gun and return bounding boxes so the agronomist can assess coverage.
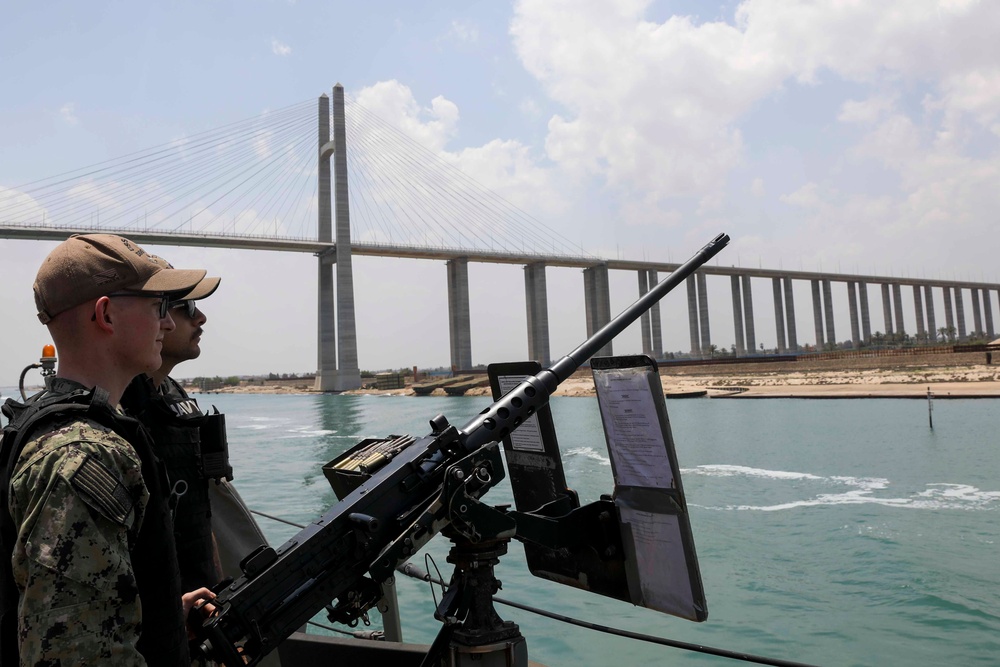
[196,233,730,666]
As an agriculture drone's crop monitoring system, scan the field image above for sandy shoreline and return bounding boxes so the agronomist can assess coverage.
[190,356,1000,399]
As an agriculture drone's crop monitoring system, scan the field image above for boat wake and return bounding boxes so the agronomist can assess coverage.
[563,446,612,465]
[685,464,1000,512]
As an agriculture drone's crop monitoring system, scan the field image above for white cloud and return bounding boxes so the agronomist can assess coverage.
[616,197,683,228]
[271,39,292,57]
[734,0,998,84]
[775,138,1000,275]
[933,68,1000,138]
[352,80,459,153]
[59,103,78,125]
[450,138,566,216]
[511,0,1000,202]
[780,182,824,209]
[508,0,1000,280]
[697,192,725,216]
[449,20,479,43]
[0,186,48,224]
[838,95,897,125]
[850,114,923,171]
[518,97,541,118]
[512,1,779,200]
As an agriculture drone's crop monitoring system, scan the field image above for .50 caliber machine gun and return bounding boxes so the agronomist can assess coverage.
[196,233,730,666]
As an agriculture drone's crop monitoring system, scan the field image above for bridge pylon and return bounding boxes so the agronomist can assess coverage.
[315,85,361,391]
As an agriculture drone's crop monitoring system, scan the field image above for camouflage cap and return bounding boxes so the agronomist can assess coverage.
[34,234,207,323]
[149,255,221,301]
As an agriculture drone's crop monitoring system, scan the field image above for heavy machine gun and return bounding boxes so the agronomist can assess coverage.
[196,233,730,666]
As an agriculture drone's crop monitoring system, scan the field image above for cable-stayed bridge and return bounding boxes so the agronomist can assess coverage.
[0,91,591,257]
[2,85,999,390]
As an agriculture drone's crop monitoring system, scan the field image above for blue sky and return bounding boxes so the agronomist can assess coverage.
[3,0,1000,383]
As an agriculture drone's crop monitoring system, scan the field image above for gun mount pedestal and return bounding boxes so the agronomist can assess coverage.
[424,531,527,667]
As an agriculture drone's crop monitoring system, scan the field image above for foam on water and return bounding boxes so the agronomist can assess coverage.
[563,446,611,465]
[913,483,1000,509]
[232,415,293,431]
[687,464,999,512]
[685,464,824,481]
[277,426,336,439]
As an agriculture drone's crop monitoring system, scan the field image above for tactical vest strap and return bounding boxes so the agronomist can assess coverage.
[89,386,112,416]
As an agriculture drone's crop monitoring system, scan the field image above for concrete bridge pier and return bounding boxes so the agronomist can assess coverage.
[647,270,662,359]
[697,272,712,354]
[971,288,983,337]
[731,276,745,355]
[584,265,613,358]
[881,283,894,336]
[892,284,905,336]
[984,289,995,339]
[955,288,967,341]
[811,279,824,348]
[943,286,955,341]
[823,279,836,346]
[686,276,700,356]
[913,285,926,340]
[524,263,550,366]
[783,277,798,351]
[447,258,473,371]
[742,275,756,354]
[924,285,937,342]
[771,278,786,353]
[859,281,872,343]
[638,270,652,356]
[847,281,861,347]
[634,269,663,359]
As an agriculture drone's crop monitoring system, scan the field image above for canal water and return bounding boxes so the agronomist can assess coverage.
[197,392,1000,667]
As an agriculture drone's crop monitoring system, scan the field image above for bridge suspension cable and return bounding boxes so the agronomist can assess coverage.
[1,92,595,259]
[0,99,320,240]
[343,93,592,258]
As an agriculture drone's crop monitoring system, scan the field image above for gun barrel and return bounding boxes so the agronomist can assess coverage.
[460,233,729,452]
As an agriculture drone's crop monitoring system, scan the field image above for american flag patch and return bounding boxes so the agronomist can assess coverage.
[70,454,135,528]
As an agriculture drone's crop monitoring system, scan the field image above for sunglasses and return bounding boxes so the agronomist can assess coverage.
[107,292,171,318]
[170,300,198,318]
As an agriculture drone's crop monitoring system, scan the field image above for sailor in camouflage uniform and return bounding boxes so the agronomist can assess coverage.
[0,234,217,666]
[8,380,151,664]
[121,261,228,593]
[119,257,282,667]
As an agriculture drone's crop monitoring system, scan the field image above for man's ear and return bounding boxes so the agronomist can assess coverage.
[92,296,115,332]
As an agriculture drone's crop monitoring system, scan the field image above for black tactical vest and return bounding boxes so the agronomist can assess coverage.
[121,375,220,592]
[0,382,189,667]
